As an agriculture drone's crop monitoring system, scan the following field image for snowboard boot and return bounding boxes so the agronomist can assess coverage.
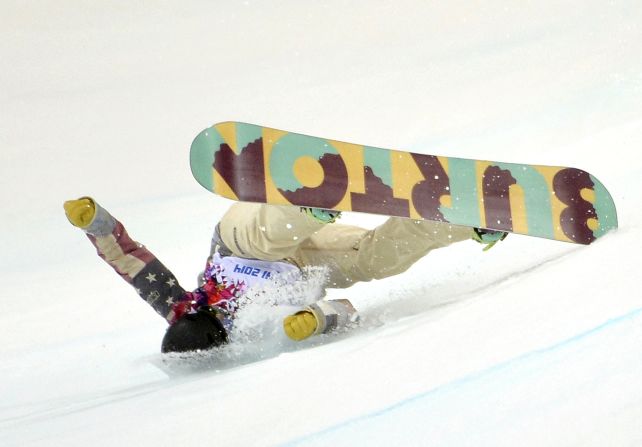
[301,207,341,224]
[473,228,508,251]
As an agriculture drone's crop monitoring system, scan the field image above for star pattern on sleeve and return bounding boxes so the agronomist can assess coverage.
[132,259,189,322]
[146,290,160,305]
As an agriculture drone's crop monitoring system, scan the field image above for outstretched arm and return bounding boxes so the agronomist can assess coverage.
[64,197,188,323]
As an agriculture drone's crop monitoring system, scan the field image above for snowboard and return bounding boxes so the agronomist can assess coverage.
[190,121,618,245]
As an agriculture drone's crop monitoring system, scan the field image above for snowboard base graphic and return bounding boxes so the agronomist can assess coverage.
[190,122,618,245]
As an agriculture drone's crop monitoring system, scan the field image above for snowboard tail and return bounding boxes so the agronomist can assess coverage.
[190,121,618,244]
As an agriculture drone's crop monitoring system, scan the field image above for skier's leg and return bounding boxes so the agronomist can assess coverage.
[65,198,188,322]
[216,202,327,261]
[293,218,472,288]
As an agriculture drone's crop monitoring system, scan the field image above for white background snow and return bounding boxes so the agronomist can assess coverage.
[2,1,642,446]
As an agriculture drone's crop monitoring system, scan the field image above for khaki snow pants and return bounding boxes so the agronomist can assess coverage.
[217,203,472,289]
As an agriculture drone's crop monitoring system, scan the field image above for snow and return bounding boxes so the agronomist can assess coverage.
[1,1,642,446]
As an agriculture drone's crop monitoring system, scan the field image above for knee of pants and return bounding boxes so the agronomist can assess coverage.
[219,203,324,260]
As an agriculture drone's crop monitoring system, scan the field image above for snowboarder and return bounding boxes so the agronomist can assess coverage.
[64,197,506,353]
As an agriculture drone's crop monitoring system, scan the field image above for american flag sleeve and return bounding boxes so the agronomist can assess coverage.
[84,202,188,322]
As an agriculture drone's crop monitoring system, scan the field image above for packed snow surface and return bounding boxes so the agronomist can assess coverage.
[2,1,642,446]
